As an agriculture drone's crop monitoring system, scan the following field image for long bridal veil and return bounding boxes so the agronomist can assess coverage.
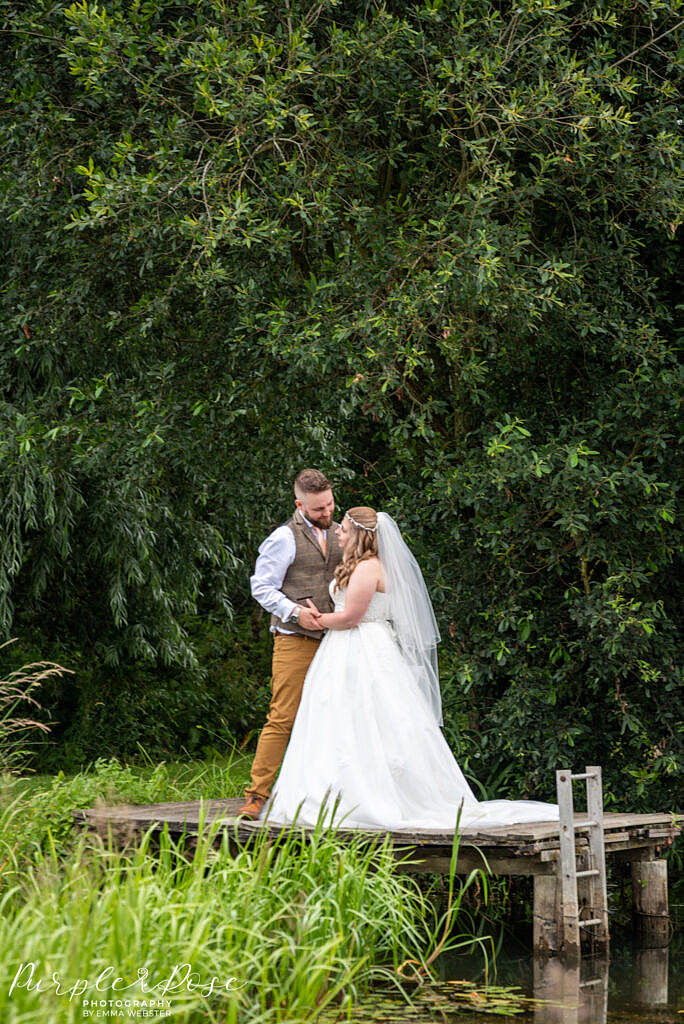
[376,511,443,727]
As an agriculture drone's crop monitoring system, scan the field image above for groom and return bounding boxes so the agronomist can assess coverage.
[237,468,343,819]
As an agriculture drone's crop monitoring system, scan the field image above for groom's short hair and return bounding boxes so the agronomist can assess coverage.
[294,468,332,497]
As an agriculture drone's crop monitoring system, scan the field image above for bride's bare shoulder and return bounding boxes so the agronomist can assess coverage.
[371,556,386,593]
[350,556,385,592]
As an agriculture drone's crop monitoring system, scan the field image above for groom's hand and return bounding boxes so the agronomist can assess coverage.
[298,600,322,631]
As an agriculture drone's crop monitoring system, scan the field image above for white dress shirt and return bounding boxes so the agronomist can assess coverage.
[250,512,329,634]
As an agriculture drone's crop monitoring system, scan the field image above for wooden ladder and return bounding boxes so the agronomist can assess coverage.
[556,765,609,959]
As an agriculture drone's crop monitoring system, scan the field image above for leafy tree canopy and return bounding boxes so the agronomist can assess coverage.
[1,0,681,805]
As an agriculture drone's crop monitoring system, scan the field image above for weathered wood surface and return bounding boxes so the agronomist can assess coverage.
[71,798,680,864]
[72,797,680,961]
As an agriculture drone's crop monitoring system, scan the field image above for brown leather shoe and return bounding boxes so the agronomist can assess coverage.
[237,794,267,820]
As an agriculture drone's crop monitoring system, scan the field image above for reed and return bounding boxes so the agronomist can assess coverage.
[0,638,72,773]
[0,760,489,1023]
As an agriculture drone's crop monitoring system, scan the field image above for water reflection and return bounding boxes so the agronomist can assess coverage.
[315,942,682,1023]
[431,940,677,1024]
[531,948,672,1022]
[631,948,669,1006]
[533,956,609,1024]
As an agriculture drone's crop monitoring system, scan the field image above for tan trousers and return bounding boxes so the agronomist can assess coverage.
[245,633,320,800]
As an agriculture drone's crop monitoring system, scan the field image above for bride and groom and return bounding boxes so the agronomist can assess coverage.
[238,468,559,830]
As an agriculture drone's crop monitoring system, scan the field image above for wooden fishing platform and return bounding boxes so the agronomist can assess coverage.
[72,792,680,960]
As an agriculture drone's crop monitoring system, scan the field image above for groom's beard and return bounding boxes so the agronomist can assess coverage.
[309,513,333,529]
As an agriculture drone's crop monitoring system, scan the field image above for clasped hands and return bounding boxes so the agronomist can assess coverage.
[296,598,324,631]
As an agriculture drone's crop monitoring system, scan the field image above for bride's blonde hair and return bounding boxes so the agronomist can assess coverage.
[334,507,378,591]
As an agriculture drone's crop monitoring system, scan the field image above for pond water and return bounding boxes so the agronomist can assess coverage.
[338,935,682,1023]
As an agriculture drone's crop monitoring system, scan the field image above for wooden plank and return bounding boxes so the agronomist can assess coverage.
[73,798,243,822]
[602,832,632,845]
[396,851,555,876]
[611,845,660,863]
[539,834,671,862]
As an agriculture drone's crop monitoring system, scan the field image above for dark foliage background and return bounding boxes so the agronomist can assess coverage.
[1,0,681,809]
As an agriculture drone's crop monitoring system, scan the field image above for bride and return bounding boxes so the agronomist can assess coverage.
[259,507,559,830]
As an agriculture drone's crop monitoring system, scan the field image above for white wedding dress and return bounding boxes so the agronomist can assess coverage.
[260,580,559,830]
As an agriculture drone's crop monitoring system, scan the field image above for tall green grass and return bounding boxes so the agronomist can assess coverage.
[0,758,490,1023]
[0,747,252,878]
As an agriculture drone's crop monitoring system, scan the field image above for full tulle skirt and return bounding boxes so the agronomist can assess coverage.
[261,620,559,831]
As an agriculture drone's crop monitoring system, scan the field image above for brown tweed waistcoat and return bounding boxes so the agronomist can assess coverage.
[270,509,343,640]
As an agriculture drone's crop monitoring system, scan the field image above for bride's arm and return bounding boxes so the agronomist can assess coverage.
[313,562,378,630]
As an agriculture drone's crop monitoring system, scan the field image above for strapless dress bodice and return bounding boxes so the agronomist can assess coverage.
[329,579,389,624]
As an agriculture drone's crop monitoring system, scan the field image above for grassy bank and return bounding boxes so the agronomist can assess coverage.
[0,754,485,1023]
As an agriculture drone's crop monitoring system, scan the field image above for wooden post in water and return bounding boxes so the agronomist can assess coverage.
[632,860,669,947]
[533,872,561,955]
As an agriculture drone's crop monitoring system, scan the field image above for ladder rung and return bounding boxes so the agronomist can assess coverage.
[578,918,603,927]
[580,979,604,988]
[573,820,599,829]
[576,869,600,878]
[570,772,598,781]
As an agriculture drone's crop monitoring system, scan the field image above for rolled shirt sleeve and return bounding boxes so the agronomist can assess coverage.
[250,525,297,622]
